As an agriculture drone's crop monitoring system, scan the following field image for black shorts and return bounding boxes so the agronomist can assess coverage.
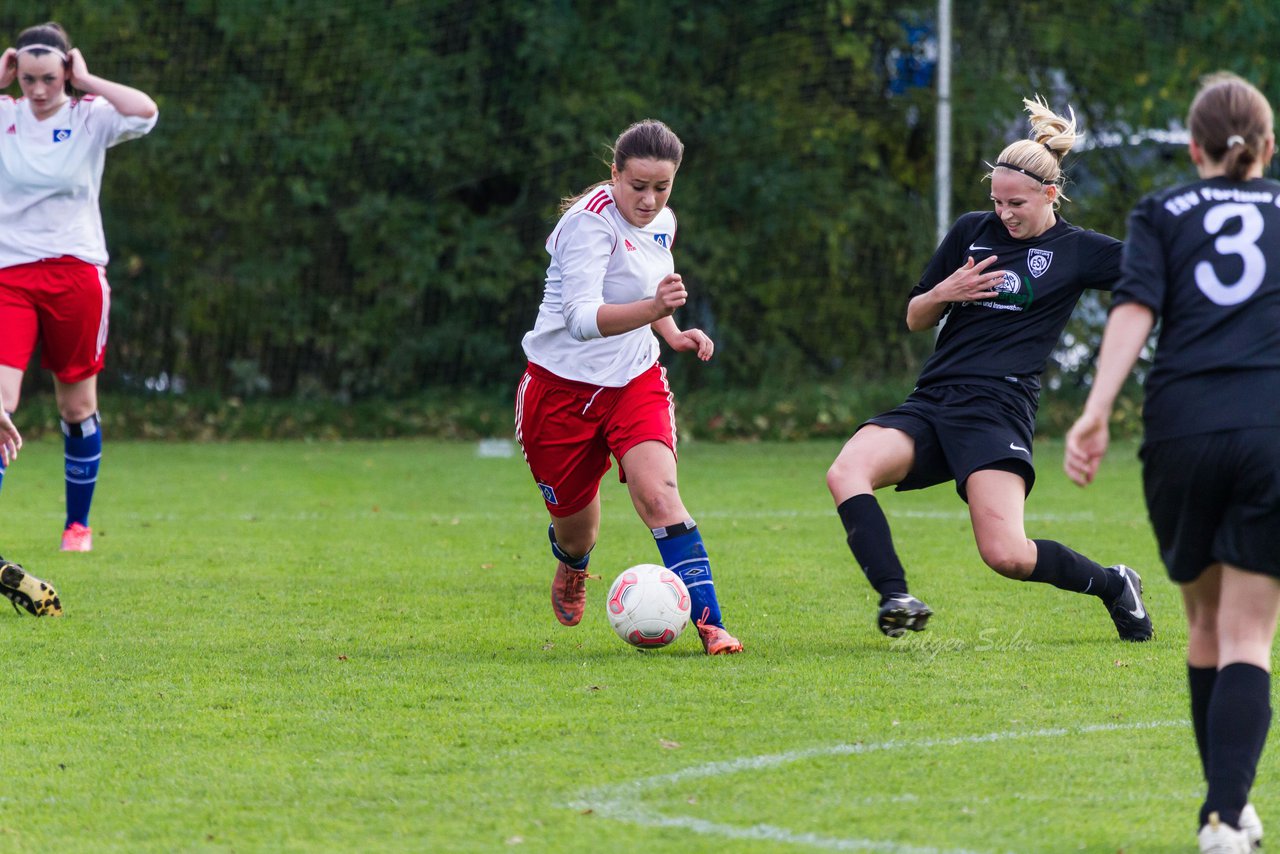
[1141,428,1280,583]
[863,383,1037,502]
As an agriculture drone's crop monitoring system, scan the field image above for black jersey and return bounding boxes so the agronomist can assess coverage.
[911,211,1121,403]
[1115,176,1280,441]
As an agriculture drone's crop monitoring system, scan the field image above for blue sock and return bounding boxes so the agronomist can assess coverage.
[63,413,102,529]
[548,523,591,570]
[653,520,723,628]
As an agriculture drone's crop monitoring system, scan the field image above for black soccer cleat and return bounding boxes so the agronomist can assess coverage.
[1104,564,1151,642]
[0,556,62,617]
[878,594,932,637]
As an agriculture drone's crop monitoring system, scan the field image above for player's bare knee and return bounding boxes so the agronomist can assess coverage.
[980,546,1032,580]
[58,403,97,424]
[635,487,681,525]
[826,456,868,497]
[824,462,847,497]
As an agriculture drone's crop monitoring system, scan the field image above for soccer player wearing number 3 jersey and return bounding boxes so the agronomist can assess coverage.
[1067,73,1280,851]
[827,97,1153,644]
[0,22,157,554]
[515,120,742,655]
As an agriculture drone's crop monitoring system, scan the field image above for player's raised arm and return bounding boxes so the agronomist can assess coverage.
[906,255,1003,331]
[66,47,157,118]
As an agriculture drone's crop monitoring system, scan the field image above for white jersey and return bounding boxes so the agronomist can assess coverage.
[0,95,157,269]
[521,184,677,387]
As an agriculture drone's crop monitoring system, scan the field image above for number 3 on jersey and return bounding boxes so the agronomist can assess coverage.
[1196,202,1265,305]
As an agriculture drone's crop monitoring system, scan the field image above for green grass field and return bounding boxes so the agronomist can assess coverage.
[0,436,1256,852]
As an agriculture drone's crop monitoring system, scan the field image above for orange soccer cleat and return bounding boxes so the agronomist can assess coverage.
[695,608,743,655]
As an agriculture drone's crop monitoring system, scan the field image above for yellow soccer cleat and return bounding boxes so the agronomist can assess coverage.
[0,557,62,617]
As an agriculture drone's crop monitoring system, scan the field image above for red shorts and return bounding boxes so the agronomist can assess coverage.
[0,256,111,383]
[515,361,678,517]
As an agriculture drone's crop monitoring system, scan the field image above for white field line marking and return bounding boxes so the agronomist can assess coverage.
[567,720,1183,853]
[156,508,1088,524]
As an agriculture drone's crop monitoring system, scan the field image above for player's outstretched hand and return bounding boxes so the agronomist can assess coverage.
[1064,410,1108,487]
[666,328,714,361]
[0,409,20,468]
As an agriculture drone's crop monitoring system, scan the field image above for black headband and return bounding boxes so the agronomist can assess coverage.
[995,161,1052,184]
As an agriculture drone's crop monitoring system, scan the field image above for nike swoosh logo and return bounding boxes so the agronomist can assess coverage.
[968,243,992,251]
[1009,443,1028,453]
[1122,572,1146,619]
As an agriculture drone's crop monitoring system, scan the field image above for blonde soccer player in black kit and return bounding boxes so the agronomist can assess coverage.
[826,96,1153,642]
[1067,72,1279,852]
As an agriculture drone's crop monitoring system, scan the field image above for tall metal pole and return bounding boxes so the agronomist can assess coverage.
[935,0,952,246]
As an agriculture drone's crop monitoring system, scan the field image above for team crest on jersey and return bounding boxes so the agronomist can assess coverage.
[973,270,1034,312]
[1026,248,1053,279]
[52,128,71,143]
[995,270,1023,295]
[537,483,559,505]
[653,233,671,249]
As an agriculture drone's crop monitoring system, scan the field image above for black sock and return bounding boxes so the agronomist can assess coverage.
[1026,540,1123,600]
[836,494,908,602]
[1189,665,1217,780]
[1201,662,1271,829]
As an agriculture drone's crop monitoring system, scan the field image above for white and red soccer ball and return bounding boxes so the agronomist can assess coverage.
[606,564,691,648]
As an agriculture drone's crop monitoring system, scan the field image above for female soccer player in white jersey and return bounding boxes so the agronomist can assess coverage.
[0,22,157,552]
[515,119,742,654]
[1067,72,1278,852]
[826,97,1153,643]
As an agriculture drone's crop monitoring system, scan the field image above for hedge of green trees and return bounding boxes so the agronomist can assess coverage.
[4,0,1277,403]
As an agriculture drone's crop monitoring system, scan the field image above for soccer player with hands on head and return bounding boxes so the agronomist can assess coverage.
[826,97,1153,643]
[516,119,742,655]
[1066,72,1278,852]
[0,22,157,553]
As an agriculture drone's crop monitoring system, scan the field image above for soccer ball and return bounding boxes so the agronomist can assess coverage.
[605,564,691,648]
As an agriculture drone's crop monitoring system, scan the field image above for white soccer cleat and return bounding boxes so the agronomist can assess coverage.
[1240,802,1263,849]
[1199,811,1253,854]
